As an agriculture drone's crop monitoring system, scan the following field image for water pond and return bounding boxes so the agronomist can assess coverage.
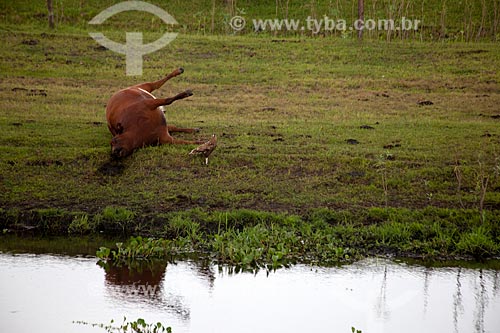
[0,240,499,333]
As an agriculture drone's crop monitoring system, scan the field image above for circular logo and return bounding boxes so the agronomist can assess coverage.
[229,16,246,31]
[88,1,179,76]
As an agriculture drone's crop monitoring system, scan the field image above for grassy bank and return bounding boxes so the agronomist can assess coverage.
[1,2,500,263]
[3,206,500,269]
[118,206,500,268]
[1,32,499,214]
[2,207,500,266]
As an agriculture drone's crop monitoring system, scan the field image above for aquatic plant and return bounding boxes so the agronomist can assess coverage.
[93,207,500,270]
[212,223,297,270]
[74,317,171,333]
[96,216,358,272]
[97,236,172,264]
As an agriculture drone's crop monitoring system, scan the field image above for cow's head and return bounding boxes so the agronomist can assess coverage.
[110,135,133,158]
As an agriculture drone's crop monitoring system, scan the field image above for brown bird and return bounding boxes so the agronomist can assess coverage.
[189,134,217,165]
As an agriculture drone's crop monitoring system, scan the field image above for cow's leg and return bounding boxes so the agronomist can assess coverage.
[134,67,184,93]
[144,90,193,110]
[167,125,200,133]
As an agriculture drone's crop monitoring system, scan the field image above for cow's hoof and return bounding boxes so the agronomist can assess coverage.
[178,67,184,74]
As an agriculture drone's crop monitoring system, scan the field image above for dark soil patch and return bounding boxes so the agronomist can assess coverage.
[27,89,47,97]
[271,39,302,43]
[93,45,108,51]
[383,142,401,149]
[12,87,47,96]
[22,39,39,45]
[346,139,359,145]
[89,121,104,126]
[417,100,433,106]
[97,160,125,176]
[478,114,500,119]
[360,125,375,130]
[457,49,488,56]
[26,159,63,167]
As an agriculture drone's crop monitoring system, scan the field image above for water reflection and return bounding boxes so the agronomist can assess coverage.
[102,261,167,304]
[474,269,487,333]
[374,266,389,321]
[423,266,430,315]
[1,253,499,333]
[100,259,216,322]
[453,268,463,333]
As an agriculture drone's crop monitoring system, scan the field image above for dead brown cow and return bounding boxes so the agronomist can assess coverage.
[106,67,204,158]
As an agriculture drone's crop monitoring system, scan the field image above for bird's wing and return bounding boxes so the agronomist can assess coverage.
[189,135,217,155]
[190,142,211,154]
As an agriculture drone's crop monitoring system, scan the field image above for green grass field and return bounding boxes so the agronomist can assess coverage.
[1,1,500,261]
